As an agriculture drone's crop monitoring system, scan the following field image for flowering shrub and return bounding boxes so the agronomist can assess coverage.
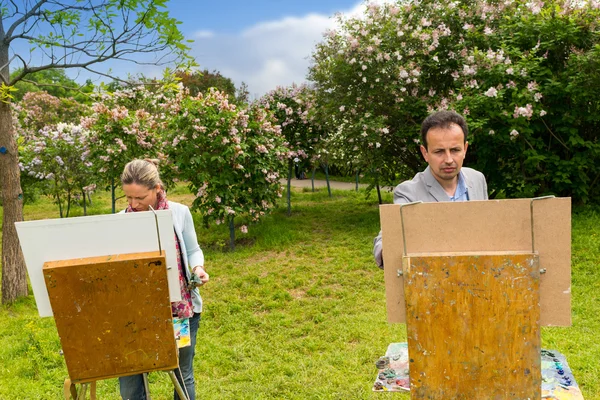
[13,91,91,204]
[85,84,181,211]
[165,89,287,249]
[19,123,94,217]
[258,84,322,211]
[310,0,600,202]
[13,91,90,135]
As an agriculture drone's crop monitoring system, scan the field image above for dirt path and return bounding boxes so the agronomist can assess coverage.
[280,178,367,190]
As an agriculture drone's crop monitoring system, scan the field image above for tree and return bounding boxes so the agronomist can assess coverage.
[11,68,94,103]
[175,69,236,98]
[309,0,600,203]
[259,84,322,214]
[19,123,94,217]
[165,89,287,250]
[85,83,179,213]
[12,90,91,204]
[0,1,191,303]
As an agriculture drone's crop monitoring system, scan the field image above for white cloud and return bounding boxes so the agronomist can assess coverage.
[186,1,395,98]
[194,30,215,39]
[66,1,398,92]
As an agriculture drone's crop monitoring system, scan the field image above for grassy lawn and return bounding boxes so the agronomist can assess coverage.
[0,186,598,399]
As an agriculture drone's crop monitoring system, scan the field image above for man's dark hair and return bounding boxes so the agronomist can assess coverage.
[420,110,468,149]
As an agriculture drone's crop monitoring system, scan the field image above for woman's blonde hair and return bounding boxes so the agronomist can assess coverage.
[121,159,164,190]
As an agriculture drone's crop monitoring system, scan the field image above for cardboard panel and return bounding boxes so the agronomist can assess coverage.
[44,252,178,382]
[404,253,541,399]
[379,198,571,325]
[16,210,180,317]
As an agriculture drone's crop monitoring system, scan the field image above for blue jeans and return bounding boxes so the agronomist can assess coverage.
[119,313,201,400]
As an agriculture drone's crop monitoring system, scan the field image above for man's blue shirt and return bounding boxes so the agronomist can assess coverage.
[450,171,469,201]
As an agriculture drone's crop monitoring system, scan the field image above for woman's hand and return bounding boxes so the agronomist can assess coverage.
[192,266,209,286]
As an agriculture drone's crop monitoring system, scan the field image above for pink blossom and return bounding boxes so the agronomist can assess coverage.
[513,104,533,119]
[240,225,248,234]
[527,81,539,92]
[484,87,498,97]
[215,196,222,204]
[510,129,519,139]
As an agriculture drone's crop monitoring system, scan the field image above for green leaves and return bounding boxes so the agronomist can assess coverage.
[310,0,600,203]
[164,90,288,245]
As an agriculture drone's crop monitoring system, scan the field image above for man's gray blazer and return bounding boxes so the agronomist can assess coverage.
[373,166,488,268]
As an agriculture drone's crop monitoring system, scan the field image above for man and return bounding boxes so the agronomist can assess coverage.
[373,110,488,268]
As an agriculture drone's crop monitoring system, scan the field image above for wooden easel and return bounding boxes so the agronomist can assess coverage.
[379,197,572,399]
[44,251,189,400]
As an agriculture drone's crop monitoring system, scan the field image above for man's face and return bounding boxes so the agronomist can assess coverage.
[420,123,468,183]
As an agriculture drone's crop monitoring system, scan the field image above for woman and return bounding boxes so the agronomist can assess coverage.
[119,159,209,400]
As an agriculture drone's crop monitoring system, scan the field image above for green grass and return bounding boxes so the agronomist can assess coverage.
[0,187,599,399]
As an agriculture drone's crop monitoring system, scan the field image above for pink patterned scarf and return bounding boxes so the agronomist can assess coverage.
[126,189,194,318]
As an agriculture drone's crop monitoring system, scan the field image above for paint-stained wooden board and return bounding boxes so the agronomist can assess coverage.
[380,198,571,325]
[404,252,541,399]
[44,251,178,383]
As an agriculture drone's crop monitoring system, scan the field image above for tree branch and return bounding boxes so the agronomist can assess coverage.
[20,78,93,99]
[540,117,570,152]
[5,0,48,41]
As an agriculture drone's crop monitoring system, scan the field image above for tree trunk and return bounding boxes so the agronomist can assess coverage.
[0,102,28,303]
[82,189,87,216]
[311,166,316,192]
[323,163,332,198]
[111,176,116,214]
[56,187,63,218]
[355,169,360,192]
[287,160,292,216]
[375,172,383,204]
[65,190,71,218]
[228,215,235,251]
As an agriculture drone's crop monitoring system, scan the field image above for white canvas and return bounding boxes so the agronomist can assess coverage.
[15,210,181,317]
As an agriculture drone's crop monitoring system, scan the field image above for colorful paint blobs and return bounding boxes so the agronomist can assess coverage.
[173,317,191,348]
[541,349,584,400]
[372,342,410,392]
[373,343,583,398]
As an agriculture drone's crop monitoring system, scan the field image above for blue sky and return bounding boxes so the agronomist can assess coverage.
[157,0,367,97]
[6,0,390,97]
[167,1,358,34]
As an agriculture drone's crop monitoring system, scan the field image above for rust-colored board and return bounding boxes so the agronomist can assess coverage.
[44,251,178,383]
[379,198,571,325]
[404,253,541,400]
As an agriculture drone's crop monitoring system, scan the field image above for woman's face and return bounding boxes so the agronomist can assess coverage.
[122,183,160,212]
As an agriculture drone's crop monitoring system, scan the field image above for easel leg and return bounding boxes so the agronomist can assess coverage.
[63,378,77,399]
[76,383,87,400]
[89,382,97,400]
[142,373,152,400]
[167,370,189,400]
[63,379,96,400]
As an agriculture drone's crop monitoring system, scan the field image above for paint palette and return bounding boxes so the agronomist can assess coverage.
[541,349,584,399]
[373,343,584,399]
[372,342,410,392]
